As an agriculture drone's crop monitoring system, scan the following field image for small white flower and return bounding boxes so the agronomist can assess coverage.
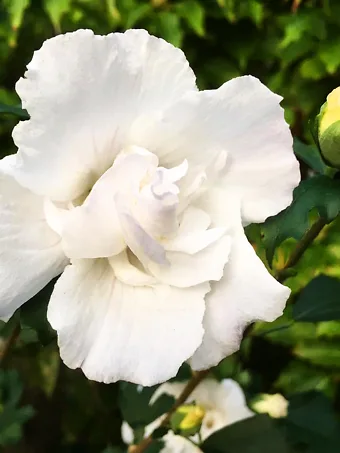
[0,29,300,385]
[253,393,289,419]
[122,379,254,452]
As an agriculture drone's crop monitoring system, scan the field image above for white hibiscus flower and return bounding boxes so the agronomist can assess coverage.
[122,378,254,452]
[0,29,300,385]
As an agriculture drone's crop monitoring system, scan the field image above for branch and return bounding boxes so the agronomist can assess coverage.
[275,217,326,283]
[130,369,210,453]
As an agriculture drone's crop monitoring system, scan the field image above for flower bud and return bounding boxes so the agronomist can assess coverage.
[170,404,206,436]
[318,87,340,168]
[252,393,288,419]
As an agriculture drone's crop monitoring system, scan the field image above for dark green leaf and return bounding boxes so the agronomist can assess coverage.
[202,415,290,453]
[152,427,168,440]
[0,370,34,446]
[20,279,58,346]
[262,176,340,264]
[284,392,340,452]
[293,275,340,322]
[0,103,29,120]
[119,383,175,429]
[145,440,165,453]
[293,138,328,174]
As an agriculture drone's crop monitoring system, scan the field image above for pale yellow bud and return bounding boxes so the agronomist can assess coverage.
[319,87,340,136]
[253,394,288,419]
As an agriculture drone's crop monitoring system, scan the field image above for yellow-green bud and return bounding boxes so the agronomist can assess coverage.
[318,87,340,169]
[170,404,205,436]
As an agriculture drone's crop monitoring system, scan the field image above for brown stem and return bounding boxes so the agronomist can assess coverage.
[130,370,210,453]
[275,217,326,283]
[0,321,21,366]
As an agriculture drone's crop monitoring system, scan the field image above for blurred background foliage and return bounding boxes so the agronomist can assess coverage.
[1,0,340,452]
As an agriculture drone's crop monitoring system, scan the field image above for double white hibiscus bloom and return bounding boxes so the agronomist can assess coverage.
[0,29,300,385]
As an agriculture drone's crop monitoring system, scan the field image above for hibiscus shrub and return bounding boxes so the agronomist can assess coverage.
[1,1,340,453]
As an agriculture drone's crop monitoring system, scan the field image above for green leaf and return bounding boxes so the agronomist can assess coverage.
[299,57,326,80]
[125,4,152,29]
[3,0,30,29]
[119,383,175,429]
[44,0,72,31]
[201,415,290,453]
[293,275,340,322]
[20,279,58,346]
[0,370,34,446]
[319,38,340,74]
[0,103,29,120]
[262,176,340,265]
[157,12,183,47]
[317,320,340,338]
[275,361,332,395]
[284,392,340,452]
[293,138,328,174]
[294,341,340,368]
[176,1,205,36]
[145,440,164,453]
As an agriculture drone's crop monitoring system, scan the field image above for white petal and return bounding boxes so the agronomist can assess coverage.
[109,250,157,286]
[13,29,197,201]
[60,146,157,259]
[148,235,231,288]
[121,421,134,445]
[217,379,254,423]
[177,207,211,235]
[190,226,290,370]
[0,155,67,320]
[47,259,208,385]
[161,432,202,453]
[133,75,299,224]
[164,227,226,254]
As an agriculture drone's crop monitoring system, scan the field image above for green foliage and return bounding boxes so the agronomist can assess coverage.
[293,138,329,175]
[19,280,57,346]
[44,0,72,32]
[0,102,28,119]
[202,415,289,453]
[293,275,340,322]
[284,392,340,452]
[0,370,34,446]
[262,176,340,264]
[119,382,174,430]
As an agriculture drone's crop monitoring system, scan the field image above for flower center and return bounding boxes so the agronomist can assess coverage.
[44,145,230,288]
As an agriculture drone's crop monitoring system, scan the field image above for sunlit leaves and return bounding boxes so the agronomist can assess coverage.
[43,0,72,32]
